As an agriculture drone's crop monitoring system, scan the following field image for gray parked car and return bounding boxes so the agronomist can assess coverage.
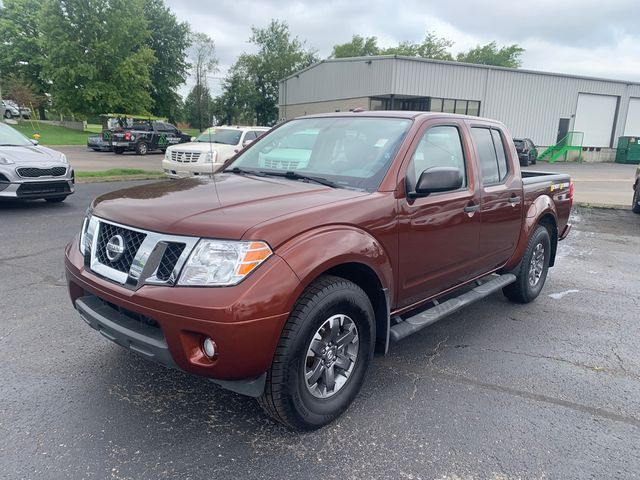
[0,122,74,202]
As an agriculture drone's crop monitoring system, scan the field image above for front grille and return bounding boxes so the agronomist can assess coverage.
[170,151,201,163]
[17,167,67,178]
[156,243,186,281]
[16,181,70,197]
[262,158,303,170]
[95,222,147,274]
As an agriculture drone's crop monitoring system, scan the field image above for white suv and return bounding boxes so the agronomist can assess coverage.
[163,126,269,178]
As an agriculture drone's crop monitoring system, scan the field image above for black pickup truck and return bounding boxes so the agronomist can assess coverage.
[109,120,191,155]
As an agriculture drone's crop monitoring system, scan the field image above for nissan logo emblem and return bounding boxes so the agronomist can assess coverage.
[105,234,126,262]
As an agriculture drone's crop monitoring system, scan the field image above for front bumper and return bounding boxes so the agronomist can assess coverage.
[162,159,222,178]
[0,166,74,199]
[65,237,299,386]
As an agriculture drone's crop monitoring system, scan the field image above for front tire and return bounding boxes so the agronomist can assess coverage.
[258,275,374,430]
[503,225,551,303]
[4,110,12,119]
[632,182,640,214]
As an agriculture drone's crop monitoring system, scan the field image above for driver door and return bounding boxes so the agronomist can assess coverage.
[396,120,483,309]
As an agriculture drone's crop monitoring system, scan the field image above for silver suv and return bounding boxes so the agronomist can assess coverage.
[0,122,74,202]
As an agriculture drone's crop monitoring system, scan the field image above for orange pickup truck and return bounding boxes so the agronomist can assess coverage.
[65,111,572,429]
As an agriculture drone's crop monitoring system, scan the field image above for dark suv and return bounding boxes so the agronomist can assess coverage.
[513,138,538,166]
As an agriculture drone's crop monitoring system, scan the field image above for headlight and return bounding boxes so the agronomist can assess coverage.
[164,149,170,160]
[79,212,97,255]
[0,157,15,165]
[59,154,68,164]
[178,239,272,286]
[202,151,216,163]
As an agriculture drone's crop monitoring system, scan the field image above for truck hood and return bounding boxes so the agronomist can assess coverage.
[92,174,369,240]
[0,144,66,164]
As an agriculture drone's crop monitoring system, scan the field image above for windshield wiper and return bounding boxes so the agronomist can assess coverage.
[259,170,339,188]
[223,166,267,177]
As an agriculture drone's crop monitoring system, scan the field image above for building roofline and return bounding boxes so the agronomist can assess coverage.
[281,55,640,87]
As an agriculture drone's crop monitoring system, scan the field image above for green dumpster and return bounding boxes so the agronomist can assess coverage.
[615,136,640,164]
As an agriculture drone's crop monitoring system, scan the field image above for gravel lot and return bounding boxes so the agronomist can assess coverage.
[1,181,639,480]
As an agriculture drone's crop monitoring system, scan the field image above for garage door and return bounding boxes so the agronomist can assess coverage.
[573,93,618,147]
[624,98,640,136]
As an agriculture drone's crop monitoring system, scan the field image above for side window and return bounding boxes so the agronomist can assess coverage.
[471,127,499,185]
[491,129,509,181]
[409,125,466,190]
[244,131,257,141]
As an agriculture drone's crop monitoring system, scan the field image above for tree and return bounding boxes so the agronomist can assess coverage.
[143,0,191,122]
[0,0,49,118]
[189,32,218,131]
[39,0,156,117]
[220,20,317,126]
[457,42,524,68]
[213,67,257,125]
[3,75,38,110]
[184,83,214,129]
[381,32,454,60]
[331,35,380,58]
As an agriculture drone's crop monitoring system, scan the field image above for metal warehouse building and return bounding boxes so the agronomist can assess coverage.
[278,55,640,151]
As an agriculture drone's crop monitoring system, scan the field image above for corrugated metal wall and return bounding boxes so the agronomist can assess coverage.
[280,57,640,147]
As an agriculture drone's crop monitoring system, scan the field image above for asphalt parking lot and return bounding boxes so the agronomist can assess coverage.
[1,182,639,480]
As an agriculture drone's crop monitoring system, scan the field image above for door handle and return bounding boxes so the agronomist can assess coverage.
[508,196,521,204]
[464,204,480,213]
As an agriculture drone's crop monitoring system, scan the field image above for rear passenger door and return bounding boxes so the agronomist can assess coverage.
[470,125,523,271]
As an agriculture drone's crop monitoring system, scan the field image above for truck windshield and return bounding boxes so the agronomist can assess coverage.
[196,129,242,145]
[228,116,412,191]
[0,123,33,146]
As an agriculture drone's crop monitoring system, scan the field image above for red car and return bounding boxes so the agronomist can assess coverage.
[66,111,572,429]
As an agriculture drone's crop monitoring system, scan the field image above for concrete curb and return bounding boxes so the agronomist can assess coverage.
[574,201,630,210]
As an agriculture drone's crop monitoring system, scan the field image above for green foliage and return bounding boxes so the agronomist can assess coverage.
[185,83,214,131]
[188,32,218,131]
[456,42,524,68]
[218,20,318,126]
[0,0,48,115]
[330,31,525,67]
[381,32,454,60]
[39,0,157,117]
[143,0,192,122]
[331,35,380,58]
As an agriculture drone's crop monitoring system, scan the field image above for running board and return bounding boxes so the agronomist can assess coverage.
[389,274,516,342]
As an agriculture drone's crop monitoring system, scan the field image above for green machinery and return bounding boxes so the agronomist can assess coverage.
[614,136,640,164]
[538,131,584,163]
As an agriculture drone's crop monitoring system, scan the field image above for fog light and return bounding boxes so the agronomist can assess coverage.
[202,337,217,359]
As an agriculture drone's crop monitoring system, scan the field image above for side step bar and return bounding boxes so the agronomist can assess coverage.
[389,274,516,342]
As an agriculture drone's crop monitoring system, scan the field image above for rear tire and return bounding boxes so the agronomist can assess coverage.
[135,141,148,156]
[503,225,551,303]
[114,147,124,155]
[4,110,12,119]
[258,275,374,430]
[633,182,640,214]
[45,196,67,203]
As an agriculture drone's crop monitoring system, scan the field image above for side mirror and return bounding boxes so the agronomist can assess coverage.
[242,139,254,148]
[30,138,39,146]
[412,167,463,197]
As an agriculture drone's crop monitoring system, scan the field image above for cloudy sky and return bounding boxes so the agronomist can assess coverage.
[166,0,640,96]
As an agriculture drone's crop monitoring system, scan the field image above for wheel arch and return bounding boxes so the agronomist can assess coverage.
[277,227,394,355]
